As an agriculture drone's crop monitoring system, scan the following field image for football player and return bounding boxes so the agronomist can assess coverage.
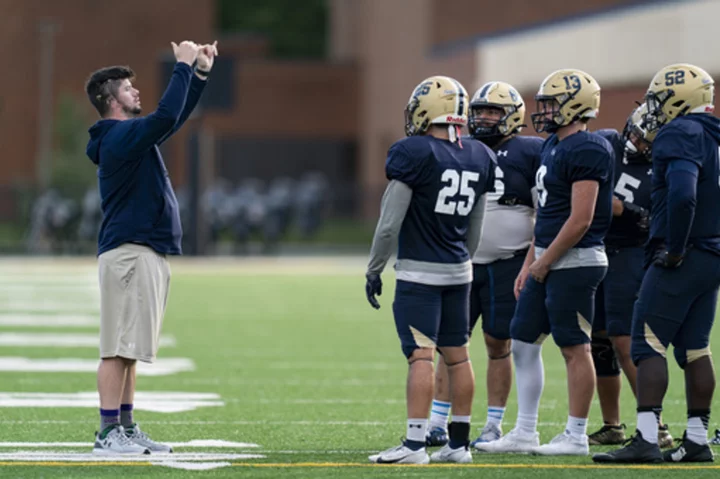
[588,104,672,448]
[365,75,496,464]
[594,64,720,464]
[476,69,613,456]
[426,81,542,448]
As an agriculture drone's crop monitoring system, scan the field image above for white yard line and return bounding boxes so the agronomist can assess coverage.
[0,357,194,376]
[0,440,259,448]
[0,452,264,462]
[0,391,220,413]
[0,314,97,327]
[0,333,175,348]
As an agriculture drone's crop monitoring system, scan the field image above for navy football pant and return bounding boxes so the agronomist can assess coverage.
[593,247,645,337]
[393,280,471,358]
[631,248,720,368]
[511,266,607,348]
[469,254,526,341]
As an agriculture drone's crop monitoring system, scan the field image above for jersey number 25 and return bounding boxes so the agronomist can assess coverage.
[435,169,479,216]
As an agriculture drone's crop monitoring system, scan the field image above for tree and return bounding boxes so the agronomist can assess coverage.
[216,0,328,59]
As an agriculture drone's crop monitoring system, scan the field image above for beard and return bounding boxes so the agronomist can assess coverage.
[122,103,142,116]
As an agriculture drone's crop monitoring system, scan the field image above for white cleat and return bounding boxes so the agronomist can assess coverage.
[430,444,472,463]
[532,431,589,456]
[92,425,150,455]
[369,444,430,464]
[471,423,502,446]
[473,428,539,453]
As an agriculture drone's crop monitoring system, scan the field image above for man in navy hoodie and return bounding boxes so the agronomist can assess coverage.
[84,40,217,455]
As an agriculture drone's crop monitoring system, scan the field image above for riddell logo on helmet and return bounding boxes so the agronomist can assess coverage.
[446,115,466,124]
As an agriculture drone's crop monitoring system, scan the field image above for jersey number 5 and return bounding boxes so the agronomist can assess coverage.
[614,173,641,203]
[435,169,479,216]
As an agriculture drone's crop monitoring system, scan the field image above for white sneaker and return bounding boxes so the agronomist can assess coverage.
[125,424,173,453]
[473,428,539,453]
[532,431,589,456]
[471,423,502,446]
[430,444,472,463]
[93,425,150,455]
[369,443,430,464]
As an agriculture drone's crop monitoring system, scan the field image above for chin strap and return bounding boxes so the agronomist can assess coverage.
[448,125,463,147]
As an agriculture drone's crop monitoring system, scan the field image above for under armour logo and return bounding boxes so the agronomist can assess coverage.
[647,168,652,176]
[497,150,508,157]
[551,149,556,156]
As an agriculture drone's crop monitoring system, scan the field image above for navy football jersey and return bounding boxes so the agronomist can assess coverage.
[473,135,543,263]
[650,114,720,255]
[596,129,652,247]
[386,136,496,265]
[534,131,614,249]
[492,135,544,207]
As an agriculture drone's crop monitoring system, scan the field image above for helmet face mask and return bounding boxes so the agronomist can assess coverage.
[532,96,565,133]
[468,81,525,146]
[622,102,654,162]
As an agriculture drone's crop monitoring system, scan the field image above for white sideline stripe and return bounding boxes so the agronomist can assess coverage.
[0,285,97,292]
[0,358,194,376]
[0,452,264,462]
[0,391,220,413]
[0,314,97,327]
[0,303,98,313]
[0,440,259,448]
[158,461,233,471]
[0,333,175,348]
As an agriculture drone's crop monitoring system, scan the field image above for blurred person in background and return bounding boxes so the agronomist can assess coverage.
[83,39,217,455]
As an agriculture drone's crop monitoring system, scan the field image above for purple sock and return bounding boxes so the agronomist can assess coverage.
[100,408,119,434]
[120,404,134,428]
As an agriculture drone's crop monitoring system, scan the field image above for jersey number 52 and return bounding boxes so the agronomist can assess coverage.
[435,169,479,216]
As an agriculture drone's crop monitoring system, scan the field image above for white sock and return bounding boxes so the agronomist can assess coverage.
[566,416,587,440]
[406,418,427,444]
[637,412,658,444]
[429,400,451,430]
[486,406,505,428]
[687,416,708,445]
[512,340,544,434]
[452,415,471,424]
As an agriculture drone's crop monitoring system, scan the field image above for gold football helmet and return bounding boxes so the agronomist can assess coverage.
[622,103,656,161]
[531,69,601,133]
[404,76,469,139]
[468,81,525,145]
[644,63,715,131]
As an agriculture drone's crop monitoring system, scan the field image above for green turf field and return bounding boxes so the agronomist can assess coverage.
[0,256,718,478]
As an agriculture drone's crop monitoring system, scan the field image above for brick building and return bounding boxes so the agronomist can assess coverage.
[3,0,718,227]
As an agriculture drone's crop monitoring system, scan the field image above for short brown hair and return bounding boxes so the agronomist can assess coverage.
[85,66,135,116]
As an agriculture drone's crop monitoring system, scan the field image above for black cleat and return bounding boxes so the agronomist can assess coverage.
[592,430,663,463]
[663,432,714,463]
[425,427,449,447]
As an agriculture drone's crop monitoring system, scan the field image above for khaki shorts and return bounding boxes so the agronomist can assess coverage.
[98,243,171,363]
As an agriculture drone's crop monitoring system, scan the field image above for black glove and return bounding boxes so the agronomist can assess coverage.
[653,249,684,269]
[365,273,382,309]
[621,202,649,234]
